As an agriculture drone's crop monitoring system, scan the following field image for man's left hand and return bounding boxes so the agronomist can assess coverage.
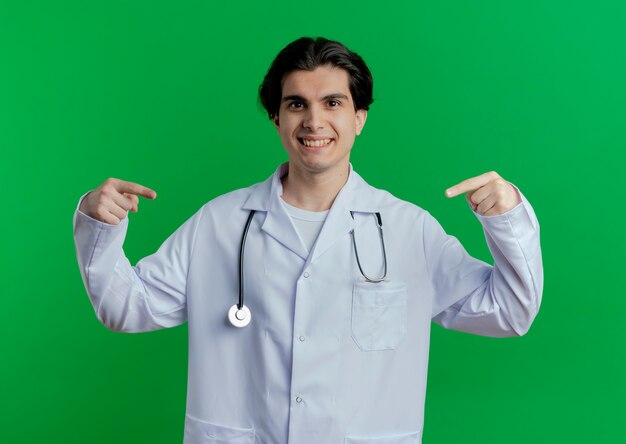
[445,171,521,216]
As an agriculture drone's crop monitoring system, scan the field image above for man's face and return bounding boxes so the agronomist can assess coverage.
[273,65,367,176]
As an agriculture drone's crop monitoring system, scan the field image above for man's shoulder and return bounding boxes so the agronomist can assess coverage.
[198,175,270,216]
[201,184,259,211]
[353,172,428,219]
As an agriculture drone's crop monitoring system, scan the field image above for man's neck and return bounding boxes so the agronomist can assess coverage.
[281,162,350,212]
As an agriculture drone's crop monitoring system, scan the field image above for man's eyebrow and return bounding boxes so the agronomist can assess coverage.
[281,93,350,103]
[282,95,307,103]
[322,93,349,101]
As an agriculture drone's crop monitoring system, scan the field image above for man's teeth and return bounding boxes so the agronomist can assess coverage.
[301,138,332,147]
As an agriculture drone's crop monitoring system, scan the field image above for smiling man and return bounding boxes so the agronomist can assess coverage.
[73,37,543,443]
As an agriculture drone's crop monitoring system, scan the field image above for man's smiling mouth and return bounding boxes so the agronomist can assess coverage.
[298,137,334,147]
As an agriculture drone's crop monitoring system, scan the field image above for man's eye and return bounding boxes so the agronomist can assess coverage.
[328,100,340,107]
[289,102,304,109]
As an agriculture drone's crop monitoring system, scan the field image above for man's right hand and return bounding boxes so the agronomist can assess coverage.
[78,178,157,225]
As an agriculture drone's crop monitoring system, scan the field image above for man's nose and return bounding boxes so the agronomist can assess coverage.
[303,107,325,130]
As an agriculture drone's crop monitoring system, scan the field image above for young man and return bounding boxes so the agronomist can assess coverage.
[74,37,542,444]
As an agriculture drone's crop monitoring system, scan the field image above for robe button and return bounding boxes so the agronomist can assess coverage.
[303,272,310,278]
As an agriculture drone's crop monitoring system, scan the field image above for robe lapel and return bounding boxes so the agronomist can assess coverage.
[309,166,377,264]
[308,186,354,264]
[261,198,309,261]
[242,163,308,261]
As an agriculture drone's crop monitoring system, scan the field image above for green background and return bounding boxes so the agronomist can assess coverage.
[2,0,624,442]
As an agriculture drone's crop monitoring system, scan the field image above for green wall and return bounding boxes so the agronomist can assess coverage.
[2,1,624,442]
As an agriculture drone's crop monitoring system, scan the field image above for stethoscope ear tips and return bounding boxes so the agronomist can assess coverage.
[228,304,252,328]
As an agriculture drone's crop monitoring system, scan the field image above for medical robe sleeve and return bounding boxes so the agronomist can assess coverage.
[427,186,543,337]
[72,192,204,333]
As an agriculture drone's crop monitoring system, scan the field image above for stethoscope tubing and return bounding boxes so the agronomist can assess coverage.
[350,212,388,283]
[238,209,256,310]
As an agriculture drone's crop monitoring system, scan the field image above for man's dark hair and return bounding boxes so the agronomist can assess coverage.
[259,37,374,119]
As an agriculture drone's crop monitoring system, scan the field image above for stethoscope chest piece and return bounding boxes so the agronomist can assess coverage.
[228,304,251,328]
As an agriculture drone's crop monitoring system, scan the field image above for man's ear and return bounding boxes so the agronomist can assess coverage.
[355,109,368,136]
[273,114,280,130]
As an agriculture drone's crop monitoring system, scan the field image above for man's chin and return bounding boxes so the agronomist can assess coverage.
[289,157,350,176]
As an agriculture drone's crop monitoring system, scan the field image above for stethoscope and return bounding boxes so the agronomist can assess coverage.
[228,210,388,327]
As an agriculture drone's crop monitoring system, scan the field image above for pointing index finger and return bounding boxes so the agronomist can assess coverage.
[445,172,497,198]
[116,180,157,199]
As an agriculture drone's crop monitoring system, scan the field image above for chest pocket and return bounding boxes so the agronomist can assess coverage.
[351,281,407,351]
